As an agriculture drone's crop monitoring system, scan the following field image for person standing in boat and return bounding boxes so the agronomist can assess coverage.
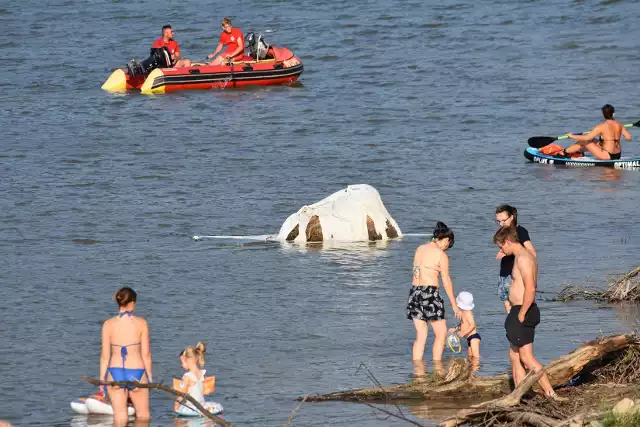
[100,287,152,424]
[207,17,245,65]
[152,25,192,67]
[407,222,461,364]
[561,104,631,160]
[495,205,536,314]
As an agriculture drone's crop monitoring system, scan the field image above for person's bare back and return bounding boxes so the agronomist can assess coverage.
[592,119,628,155]
[565,104,631,160]
[412,242,443,287]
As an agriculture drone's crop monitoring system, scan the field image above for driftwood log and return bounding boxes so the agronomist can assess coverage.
[81,377,232,427]
[302,334,635,404]
[437,369,548,427]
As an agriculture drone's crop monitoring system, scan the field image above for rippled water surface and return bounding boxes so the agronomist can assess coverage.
[3,0,640,426]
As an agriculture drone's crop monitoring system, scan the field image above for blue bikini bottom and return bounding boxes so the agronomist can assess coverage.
[107,368,147,390]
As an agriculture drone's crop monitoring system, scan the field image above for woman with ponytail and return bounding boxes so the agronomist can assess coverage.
[407,222,461,363]
[173,342,223,416]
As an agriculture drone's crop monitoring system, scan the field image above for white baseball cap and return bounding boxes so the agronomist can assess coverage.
[456,291,474,311]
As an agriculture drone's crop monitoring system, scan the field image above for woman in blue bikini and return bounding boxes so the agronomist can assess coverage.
[99,287,152,423]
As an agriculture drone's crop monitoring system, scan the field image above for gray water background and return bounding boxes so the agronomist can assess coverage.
[2,0,640,425]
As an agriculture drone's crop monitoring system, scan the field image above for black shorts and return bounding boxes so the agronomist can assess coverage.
[407,286,445,321]
[505,304,540,347]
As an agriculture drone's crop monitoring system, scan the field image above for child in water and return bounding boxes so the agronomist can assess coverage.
[173,342,223,415]
[174,342,207,412]
[449,291,481,359]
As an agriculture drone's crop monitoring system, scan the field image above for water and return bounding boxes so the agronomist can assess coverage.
[2,0,640,425]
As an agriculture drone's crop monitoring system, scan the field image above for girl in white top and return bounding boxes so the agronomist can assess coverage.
[174,342,208,410]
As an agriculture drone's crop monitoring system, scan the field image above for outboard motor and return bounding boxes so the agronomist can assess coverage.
[246,32,271,60]
[127,47,172,77]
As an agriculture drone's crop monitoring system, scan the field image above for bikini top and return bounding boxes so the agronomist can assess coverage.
[110,311,141,366]
[413,264,441,279]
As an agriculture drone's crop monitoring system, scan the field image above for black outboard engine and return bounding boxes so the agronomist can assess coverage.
[246,32,271,60]
[127,47,173,77]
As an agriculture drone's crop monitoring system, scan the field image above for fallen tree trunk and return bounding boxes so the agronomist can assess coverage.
[303,334,636,403]
[82,377,233,427]
[437,369,545,427]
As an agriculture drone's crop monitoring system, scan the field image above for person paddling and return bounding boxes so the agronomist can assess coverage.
[561,104,631,160]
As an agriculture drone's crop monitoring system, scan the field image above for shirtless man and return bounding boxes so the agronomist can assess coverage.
[562,104,631,160]
[493,226,566,401]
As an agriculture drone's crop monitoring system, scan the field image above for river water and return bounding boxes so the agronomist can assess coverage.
[2,0,640,426]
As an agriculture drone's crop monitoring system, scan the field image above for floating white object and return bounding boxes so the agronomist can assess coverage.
[173,401,224,417]
[70,397,135,416]
[276,184,402,243]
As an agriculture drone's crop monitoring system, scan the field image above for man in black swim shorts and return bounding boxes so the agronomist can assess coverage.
[494,226,567,401]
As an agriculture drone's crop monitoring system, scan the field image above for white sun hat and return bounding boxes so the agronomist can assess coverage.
[456,291,475,311]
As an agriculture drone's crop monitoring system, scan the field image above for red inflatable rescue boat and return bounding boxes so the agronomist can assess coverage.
[101,33,303,95]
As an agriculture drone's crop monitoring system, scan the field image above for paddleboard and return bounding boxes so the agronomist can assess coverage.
[524,147,640,169]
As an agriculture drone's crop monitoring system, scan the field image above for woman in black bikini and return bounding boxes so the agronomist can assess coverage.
[407,222,461,363]
[562,104,631,160]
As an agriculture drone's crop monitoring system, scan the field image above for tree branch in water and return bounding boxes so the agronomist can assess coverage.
[81,376,233,427]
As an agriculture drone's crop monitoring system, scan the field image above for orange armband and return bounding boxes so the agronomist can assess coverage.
[203,376,216,395]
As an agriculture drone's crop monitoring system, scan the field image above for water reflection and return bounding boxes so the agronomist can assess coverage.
[525,163,627,185]
[575,167,623,184]
[405,357,485,425]
[279,239,396,258]
[405,397,482,424]
[613,303,640,330]
[69,416,152,427]
[173,418,217,427]
[598,168,622,183]
[410,356,481,383]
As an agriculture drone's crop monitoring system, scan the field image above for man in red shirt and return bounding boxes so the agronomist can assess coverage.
[208,17,245,65]
[151,25,191,67]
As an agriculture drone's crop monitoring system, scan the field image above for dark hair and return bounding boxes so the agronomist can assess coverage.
[493,225,520,245]
[114,287,137,307]
[495,204,518,226]
[433,221,454,248]
[602,104,614,120]
[162,25,172,33]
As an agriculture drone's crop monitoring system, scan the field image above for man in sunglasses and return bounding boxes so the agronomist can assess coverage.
[208,17,245,65]
[151,25,192,67]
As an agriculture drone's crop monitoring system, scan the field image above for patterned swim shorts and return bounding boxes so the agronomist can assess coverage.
[498,275,511,302]
[407,286,445,321]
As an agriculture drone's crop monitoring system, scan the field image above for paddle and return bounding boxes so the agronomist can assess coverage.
[528,120,640,148]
